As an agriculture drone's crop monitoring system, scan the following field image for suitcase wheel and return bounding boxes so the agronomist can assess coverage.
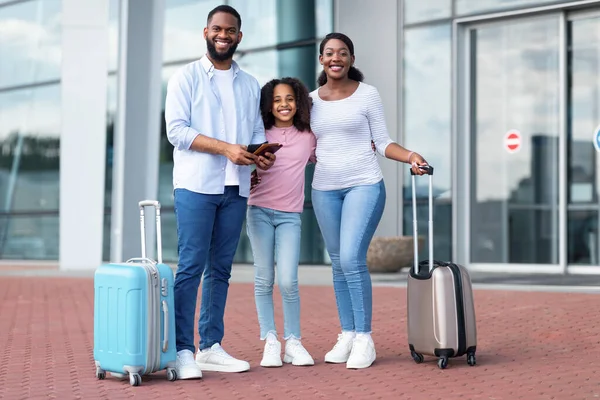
[410,351,424,364]
[437,356,448,369]
[167,367,177,382]
[129,373,142,387]
[95,367,106,380]
[467,352,476,366]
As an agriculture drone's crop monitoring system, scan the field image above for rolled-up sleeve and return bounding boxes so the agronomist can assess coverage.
[165,70,200,151]
[250,81,267,144]
[366,86,394,157]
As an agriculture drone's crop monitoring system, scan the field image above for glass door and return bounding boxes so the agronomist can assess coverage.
[467,15,561,266]
[566,11,600,267]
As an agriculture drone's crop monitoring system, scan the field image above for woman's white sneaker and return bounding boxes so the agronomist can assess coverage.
[324,331,356,363]
[283,339,314,366]
[175,350,203,380]
[346,334,376,369]
[260,333,282,367]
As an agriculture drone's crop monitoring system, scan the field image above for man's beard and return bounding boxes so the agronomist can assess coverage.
[206,38,239,62]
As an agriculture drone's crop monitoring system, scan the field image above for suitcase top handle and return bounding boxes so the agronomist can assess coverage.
[139,200,161,209]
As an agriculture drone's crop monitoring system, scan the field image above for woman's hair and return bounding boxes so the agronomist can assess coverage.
[260,77,311,132]
[317,32,364,86]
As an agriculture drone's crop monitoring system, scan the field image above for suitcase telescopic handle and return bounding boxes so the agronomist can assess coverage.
[139,200,163,264]
[410,165,434,274]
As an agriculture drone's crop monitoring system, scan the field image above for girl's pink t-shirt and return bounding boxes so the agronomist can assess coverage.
[248,125,316,213]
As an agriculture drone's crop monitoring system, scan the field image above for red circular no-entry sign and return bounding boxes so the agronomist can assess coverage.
[504,130,521,154]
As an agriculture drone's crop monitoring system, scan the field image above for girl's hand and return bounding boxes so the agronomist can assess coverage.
[256,152,276,170]
[409,152,429,176]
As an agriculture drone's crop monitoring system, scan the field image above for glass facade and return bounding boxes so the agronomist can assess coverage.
[3,0,600,275]
[0,0,61,260]
[402,0,600,270]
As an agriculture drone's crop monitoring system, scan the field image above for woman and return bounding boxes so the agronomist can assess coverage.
[309,32,428,369]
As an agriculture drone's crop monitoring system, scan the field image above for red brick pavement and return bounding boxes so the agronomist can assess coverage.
[0,277,599,400]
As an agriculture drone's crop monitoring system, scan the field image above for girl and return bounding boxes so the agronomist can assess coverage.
[246,77,316,367]
[309,32,428,369]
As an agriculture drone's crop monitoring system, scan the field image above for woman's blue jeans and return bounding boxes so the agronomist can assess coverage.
[312,179,386,333]
[246,205,302,340]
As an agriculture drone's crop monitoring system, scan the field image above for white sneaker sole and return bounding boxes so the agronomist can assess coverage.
[346,357,376,369]
[283,355,315,366]
[324,353,350,363]
[176,368,203,380]
[195,361,250,373]
[260,358,283,368]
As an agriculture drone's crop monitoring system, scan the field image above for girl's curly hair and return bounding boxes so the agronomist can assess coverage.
[260,77,311,132]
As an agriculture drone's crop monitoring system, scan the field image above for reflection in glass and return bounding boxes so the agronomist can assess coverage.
[402,25,452,261]
[234,50,278,86]
[0,215,58,260]
[456,0,560,16]
[163,0,221,63]
[315,0,332,38]
[108,0,119,72]
[0,84,61,212]
[403,0,451,24]
[228,0,276,50]
[470,17,559,264]
[0,0,62,88]
[567,15,600,265]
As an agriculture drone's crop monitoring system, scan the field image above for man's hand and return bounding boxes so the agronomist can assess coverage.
[256,152,276,170]
[224,144,257,165]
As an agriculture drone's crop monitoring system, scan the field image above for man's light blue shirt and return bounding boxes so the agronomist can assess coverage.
[164,55,266,198]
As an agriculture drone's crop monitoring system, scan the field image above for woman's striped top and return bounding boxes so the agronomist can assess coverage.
[309,82,394,191]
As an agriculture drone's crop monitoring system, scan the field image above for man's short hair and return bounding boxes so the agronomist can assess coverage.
[207,5,242,29]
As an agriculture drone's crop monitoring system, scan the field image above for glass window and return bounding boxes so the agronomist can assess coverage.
[402,24,452,261]
[0,215,59,260]
[0,0,62,89]
[234,50,278,86]
[0,84,61,213]
[108,0,119,72]
[468,16,560,264]
[316,0,333,37]
[456,0,562,16]
[566,14,600,265]
[403,0,451,24]
[163,0,222,63]
[228,0,277,50]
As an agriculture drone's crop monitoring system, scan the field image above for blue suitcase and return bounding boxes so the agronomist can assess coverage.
[93,200,177,386]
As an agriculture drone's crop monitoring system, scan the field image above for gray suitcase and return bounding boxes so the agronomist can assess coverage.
[406,165,478,369]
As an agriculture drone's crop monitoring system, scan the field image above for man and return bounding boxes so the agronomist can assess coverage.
[164,5,275,380]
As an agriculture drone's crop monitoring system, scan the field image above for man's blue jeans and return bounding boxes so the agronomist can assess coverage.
[246,205,302,340]
[311,180,386,333]
[173,186,247,352]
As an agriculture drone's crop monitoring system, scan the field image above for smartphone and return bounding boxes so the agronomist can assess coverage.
[247,142,282,156]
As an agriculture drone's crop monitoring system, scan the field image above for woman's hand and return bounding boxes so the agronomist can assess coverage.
[409,152,429,176]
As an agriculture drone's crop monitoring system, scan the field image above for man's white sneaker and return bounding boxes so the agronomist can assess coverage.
[283,338,314,366]
[195,343,250,373]
[346,334,376,369]
[260,333,282,368]
[324,331,356,363]
[175,350,203,380]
